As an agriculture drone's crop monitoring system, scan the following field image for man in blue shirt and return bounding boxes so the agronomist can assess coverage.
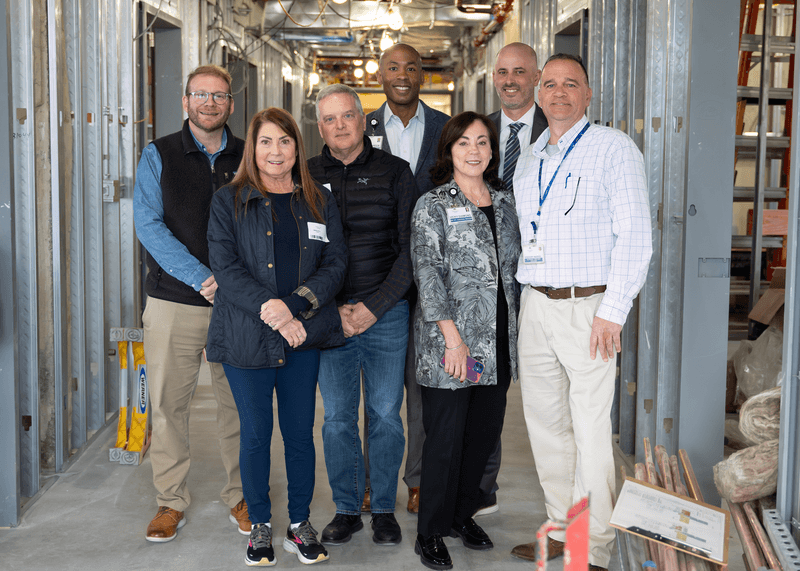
[133,64,247,543]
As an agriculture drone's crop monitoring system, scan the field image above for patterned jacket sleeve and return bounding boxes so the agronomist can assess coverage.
[410,193,452,323]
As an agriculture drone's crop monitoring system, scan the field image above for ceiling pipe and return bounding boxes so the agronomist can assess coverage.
[456,0,495,14]
[271,31,356,43]
[473,0,514,47]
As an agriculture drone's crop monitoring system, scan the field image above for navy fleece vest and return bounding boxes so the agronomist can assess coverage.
[145,120,244,306]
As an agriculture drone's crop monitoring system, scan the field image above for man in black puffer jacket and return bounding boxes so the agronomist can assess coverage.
[308,84,417,549]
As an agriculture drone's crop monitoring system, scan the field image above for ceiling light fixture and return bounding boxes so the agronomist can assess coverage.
[447,81,455,91]
[309,72,320,86]
[387,8,404,31]
[354,68,365,79]
[365,59,379,74]
[331,0,347,4]
[353,59,363,66]
[379,33,394,52]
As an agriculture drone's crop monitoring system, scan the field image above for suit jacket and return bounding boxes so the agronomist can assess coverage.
[366,100,450,196]
[489,103,549,146]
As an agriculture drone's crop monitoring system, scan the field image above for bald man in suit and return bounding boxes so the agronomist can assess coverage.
[476,42,547,520]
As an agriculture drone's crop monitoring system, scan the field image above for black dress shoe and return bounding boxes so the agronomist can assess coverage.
[320,513,363,544]
[450,517,493,550]
[371,512,402,545]
[415,534,453,570]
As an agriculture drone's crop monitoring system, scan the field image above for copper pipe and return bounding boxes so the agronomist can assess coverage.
[730,502,767,571]
[743,502,783,571]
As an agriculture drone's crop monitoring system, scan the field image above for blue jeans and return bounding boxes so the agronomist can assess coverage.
[318,300,408,514]
[223,349,320,525]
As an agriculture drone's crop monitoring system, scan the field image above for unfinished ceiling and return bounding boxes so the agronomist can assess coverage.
[250,0,499,80]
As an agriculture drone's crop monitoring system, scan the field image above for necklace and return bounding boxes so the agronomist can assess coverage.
[464,188,488,206]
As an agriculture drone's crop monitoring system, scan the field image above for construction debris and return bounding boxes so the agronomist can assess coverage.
[713,439,779,503]
[739,386,781,444]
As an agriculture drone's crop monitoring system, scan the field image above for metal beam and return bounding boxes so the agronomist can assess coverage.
[678,0,738,506]
[777,0,800,534]
[10,0,40,499]
[0,0,21,528]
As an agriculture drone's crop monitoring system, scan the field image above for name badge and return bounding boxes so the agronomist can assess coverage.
[368,135,384,149]
[447,206,473,225]
[522,242,545,264]
[307,222,329,243]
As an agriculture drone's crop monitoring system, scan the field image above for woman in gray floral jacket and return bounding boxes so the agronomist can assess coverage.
[410,111,522,570]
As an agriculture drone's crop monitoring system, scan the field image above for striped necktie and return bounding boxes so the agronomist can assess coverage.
[503,122,524,192]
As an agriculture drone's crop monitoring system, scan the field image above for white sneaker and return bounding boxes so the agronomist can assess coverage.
[473,503,499,517]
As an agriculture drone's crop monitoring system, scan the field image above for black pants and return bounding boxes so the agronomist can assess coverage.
[417,371,511,537]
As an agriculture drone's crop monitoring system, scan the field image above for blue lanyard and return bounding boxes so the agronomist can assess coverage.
[532,122,590,234]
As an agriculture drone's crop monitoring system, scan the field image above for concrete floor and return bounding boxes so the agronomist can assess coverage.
[0,365,744,571]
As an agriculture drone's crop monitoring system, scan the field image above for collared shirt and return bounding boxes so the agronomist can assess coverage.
[133,128,228,291]
[513,115,652,325]
[498,104,538,178]
[383,101,425,174]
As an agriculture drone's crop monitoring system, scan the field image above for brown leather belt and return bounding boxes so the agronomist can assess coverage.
[531,285,607,300]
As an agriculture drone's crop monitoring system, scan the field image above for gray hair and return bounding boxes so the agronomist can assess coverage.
[315,84,365,122]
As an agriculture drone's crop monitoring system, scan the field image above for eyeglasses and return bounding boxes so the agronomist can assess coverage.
[188,91,232,105]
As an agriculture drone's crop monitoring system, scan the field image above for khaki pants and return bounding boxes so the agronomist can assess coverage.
[517,286,616,568]
[142,297,242,512]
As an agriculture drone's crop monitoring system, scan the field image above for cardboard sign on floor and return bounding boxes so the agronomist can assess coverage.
[610,478,730,565]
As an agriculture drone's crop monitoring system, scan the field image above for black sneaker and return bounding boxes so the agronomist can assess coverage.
[320,513,363,544]
[371,512,402,545]
[283,521,329,565]
[245,523,276,567]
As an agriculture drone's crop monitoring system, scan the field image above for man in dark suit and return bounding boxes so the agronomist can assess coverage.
[489,42,548,194]
[476,42,547,521]
[365,43,450,515]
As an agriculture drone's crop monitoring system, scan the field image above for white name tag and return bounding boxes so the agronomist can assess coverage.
[447,206,473,225]
[522,242,545,264]
[307,222,329,243]
[368,135,384,149]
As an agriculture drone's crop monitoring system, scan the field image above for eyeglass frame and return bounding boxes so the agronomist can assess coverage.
[187,91,233,105]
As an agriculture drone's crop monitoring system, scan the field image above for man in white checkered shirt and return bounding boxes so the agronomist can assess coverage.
[511,54,652,571]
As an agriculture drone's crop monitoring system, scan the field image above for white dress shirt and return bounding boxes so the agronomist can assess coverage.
[498,104,539,178]
[514,115,653,325]
[384,102,425,174]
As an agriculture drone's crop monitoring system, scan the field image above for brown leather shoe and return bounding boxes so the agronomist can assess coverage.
[146,506,186,542]
[361,488,371,513]
[229,498,250,536]
[407,487,420,514]
[510,537,564,561]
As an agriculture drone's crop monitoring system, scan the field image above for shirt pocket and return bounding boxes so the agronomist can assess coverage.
[560,175,608,220]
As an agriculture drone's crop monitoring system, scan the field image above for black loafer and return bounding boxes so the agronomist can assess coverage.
[450,517,493,550]
[371,512,402,545]
[415,534,453,570]
[320,513,363,544]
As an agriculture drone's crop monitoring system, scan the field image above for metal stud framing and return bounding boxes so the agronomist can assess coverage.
[82,0,107,433]
[777,8,800,538]
[10,0,40,501]
[65,0,88,453]
[0,0,21,529]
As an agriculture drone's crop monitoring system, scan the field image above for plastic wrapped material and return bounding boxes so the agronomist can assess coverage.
[740,386,781,444]
[725,418,755,449]
[733,327,783,401]
[713,439,779,503]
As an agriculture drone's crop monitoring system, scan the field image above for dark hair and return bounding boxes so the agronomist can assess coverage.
[230,107,325,222]
[543,53,589,83]
[429,112,502,189]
